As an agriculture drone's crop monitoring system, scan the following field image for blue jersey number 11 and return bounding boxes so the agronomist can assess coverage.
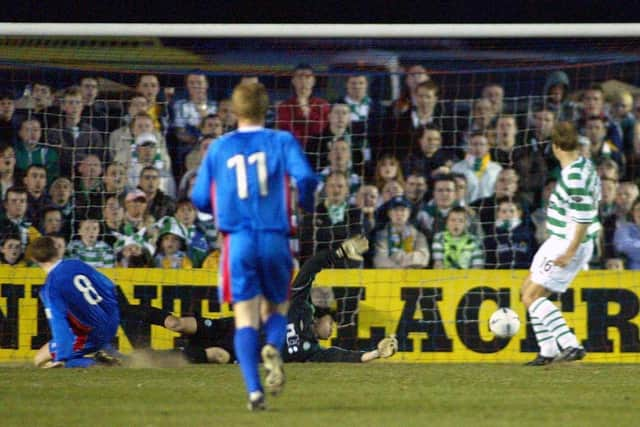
[227,152,268,199]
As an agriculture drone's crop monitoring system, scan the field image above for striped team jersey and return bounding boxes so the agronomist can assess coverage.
[66,240,116,268]
[546,157,601,241]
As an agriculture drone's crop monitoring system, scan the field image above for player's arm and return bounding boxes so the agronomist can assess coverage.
[307,346,366,363]
[283,134,319,212]
[191,150,215,213]
[291,236,369,298]
[308,336,397,363]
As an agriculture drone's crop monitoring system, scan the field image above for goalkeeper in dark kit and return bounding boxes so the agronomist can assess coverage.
[284,235,398,363]
[116,236,397,364]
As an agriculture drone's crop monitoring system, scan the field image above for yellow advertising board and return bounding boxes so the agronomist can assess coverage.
[1,267,638,363]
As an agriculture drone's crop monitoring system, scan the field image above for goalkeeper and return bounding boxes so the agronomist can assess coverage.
[117,236,396,364]
[285,235,398,363]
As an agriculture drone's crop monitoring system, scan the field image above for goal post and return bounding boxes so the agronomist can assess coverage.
[0,24,639,364]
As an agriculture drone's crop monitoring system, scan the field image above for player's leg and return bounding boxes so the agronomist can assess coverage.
[234,297,265,409]
[258,232,293,395]
[34,342,53,367]
[521,274,558,365]
[222,230,265,410]
[524,238,589,363]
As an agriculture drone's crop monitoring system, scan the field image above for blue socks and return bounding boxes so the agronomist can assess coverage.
[263,313,287,351]
[234,327,262,394]
[235,314,286,395]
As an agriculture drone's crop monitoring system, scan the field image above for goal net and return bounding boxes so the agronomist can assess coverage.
[0,25,639,364]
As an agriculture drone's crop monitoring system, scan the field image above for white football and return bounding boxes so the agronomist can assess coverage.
[489,307,521,338]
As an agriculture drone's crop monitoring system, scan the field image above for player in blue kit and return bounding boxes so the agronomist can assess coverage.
[192,82,318,410]
[28,236,121,368]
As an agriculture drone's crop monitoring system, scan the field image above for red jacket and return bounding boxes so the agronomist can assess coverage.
[276,96,330,147]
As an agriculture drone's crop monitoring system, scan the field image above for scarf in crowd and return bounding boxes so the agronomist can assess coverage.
[468,154,491,178]
[496,218,522,232]
[345,95,371,122]
[327,201,348,225]
[387,224,415,256]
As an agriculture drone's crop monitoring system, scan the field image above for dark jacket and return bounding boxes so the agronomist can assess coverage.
[483,222,537,269]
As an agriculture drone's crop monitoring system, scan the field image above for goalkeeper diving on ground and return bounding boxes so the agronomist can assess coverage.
[32,236,397,367]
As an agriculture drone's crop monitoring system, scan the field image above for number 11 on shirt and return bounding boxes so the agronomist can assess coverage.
[227,151,268,199]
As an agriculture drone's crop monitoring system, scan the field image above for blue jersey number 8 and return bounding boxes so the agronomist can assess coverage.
[73,275,103,305]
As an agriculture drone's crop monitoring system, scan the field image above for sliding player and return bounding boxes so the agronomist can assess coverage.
[521,122,600,365]
[191,81,318,410]
[29,236,120,368]
[119,236,396,365]
[285,236,398,363]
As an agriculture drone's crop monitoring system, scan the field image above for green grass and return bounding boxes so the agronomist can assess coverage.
[1,364,639,427]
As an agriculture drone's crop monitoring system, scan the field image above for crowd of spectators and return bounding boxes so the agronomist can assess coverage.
[1,63,639,271]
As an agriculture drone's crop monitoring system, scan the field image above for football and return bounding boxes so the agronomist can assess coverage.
[489,307,521,338]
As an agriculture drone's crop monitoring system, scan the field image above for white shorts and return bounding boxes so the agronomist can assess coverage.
[529,236,594,293]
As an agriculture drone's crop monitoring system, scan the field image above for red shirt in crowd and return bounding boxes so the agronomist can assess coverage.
[276,96,330,147]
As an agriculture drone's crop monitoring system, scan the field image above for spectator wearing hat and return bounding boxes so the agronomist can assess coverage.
[127,131,176,197]
[138,166,176,220]
[113,233,155,268]
[276,63,330,147]
[110,112,171,173]
[373,195,429,269]
[122,188,154,238]
[66,218,115,268]
[153,216,193,269]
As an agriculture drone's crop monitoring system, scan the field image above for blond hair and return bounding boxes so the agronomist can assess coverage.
[231,82,269,122]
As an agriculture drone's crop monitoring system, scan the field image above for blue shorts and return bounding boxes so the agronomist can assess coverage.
[218,230,293,304]
[50,318,119,364]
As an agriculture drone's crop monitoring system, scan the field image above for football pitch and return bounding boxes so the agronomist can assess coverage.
[1,363,638,427]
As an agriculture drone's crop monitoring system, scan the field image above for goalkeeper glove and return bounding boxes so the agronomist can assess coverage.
[337,235,369,261]
[376,335,398,359]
